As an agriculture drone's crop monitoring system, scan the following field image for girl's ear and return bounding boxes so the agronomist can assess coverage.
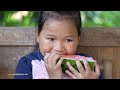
[36,30,39,43]
[37,35,39,43]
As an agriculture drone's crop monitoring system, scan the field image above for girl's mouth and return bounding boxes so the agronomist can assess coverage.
[45,52,68,55]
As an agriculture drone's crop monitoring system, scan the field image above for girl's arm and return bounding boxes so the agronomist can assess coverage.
[14,57,32,79]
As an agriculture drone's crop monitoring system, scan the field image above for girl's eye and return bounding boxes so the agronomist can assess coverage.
[47,38,54,41]
[66,39,73,42]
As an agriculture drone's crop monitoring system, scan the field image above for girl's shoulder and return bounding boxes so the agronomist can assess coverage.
[15,51,44,79]
[19,51,44,64]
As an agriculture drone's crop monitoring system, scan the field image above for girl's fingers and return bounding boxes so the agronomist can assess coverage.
[44,53,50,64]
[47,53,56,66]
[44,53,62,68]
[52,54,61,66]
[76,60,85,73]
[66,62,80,77]
[94,60,100,76]
[83,59,91,71]
[65,70,77,79]
[56,58,63,67]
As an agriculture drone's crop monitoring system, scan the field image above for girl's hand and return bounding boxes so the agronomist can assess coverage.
[44,53,63,79]
[65,60,100,79]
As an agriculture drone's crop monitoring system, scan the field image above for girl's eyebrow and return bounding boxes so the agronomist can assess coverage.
[46,34,55,37]
[65,35,75,38]
[45,34,75,38]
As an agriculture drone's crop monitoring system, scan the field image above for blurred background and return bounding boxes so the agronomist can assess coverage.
[0,11,120,27]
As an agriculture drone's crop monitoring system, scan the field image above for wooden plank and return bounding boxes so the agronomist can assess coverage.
[117,48,120,78]
[112,48,119,79]
[112,48,120,79]
[77,47,98,61]
[0,27,36,45]
[0,27,120,46]
[98,47,104,64]
[103,47,113,60]
[79,28,120,46]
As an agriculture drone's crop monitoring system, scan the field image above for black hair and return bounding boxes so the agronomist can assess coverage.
[37,11,82,36]
[35,11,82,51]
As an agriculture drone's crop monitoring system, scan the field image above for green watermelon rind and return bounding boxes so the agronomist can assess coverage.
[61,58,94,72]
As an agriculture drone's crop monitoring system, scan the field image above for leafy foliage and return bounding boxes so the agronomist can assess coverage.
[81,11,120,27]
[0,11,39,26]
[0,11,120,27]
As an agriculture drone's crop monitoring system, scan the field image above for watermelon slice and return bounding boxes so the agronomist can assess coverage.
[61,55,95,72]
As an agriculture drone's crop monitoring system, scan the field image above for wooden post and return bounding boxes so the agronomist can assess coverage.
[103,59,112,79]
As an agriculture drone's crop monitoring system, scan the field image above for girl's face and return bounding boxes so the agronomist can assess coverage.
[37,20,80,56]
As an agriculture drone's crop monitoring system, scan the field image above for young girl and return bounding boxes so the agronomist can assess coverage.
[14,11,103,79]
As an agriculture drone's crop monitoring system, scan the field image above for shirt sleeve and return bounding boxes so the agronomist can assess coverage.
[99,71,104,79]
[14,57,32,79]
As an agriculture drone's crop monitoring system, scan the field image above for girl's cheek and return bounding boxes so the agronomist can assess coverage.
[66,45,77,55]
[39,39,53,52]
[40,45,52,53]
[67,49,76,54]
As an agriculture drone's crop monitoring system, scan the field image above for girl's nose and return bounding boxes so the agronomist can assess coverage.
[54,42,64,52]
